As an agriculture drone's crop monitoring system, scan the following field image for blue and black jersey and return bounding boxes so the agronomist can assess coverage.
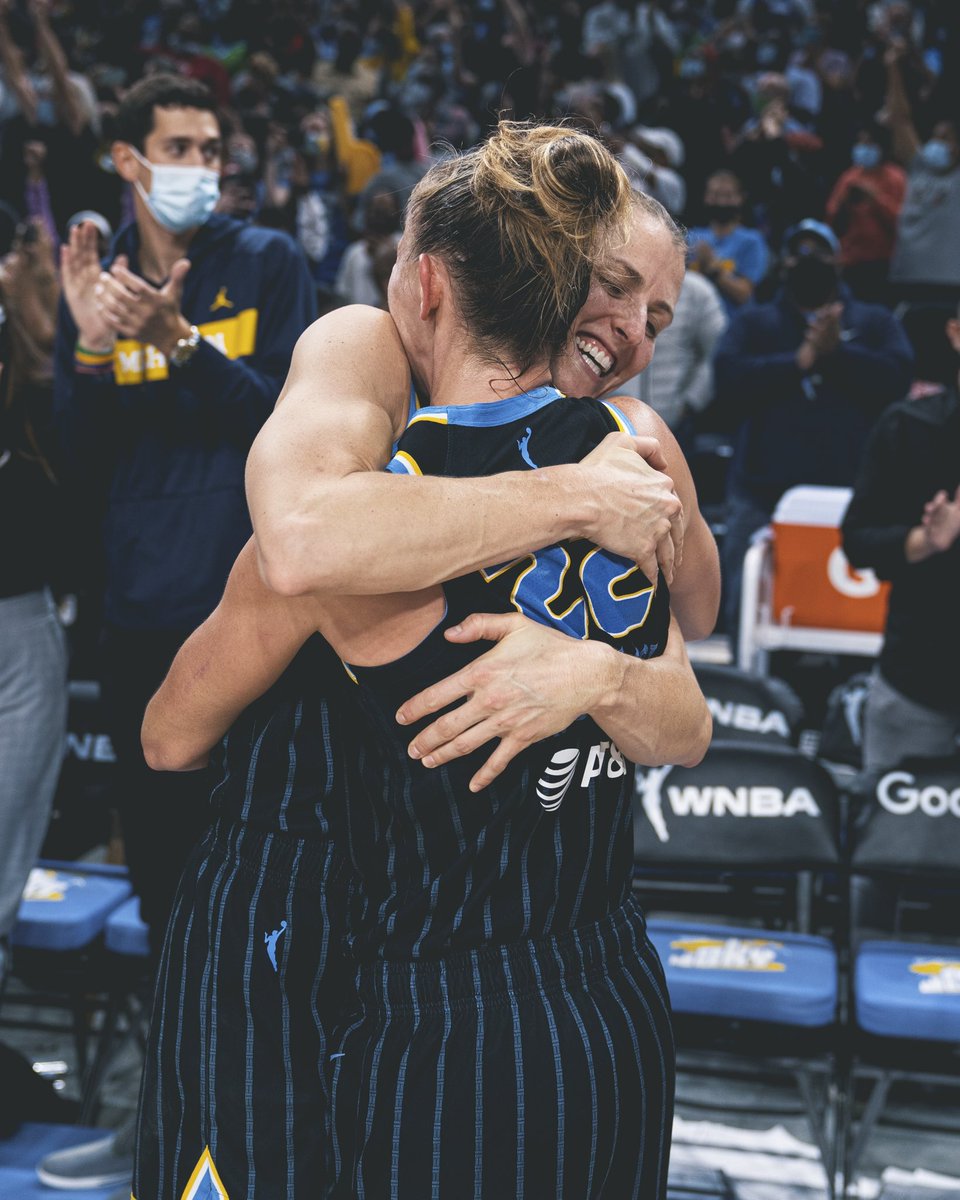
[207,634,360,839]
[344,386,670,962]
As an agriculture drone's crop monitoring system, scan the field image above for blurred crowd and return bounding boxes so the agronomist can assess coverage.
[1,0,959,909]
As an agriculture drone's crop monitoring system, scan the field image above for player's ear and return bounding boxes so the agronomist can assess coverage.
[946,316,960,355]
[417,252,443,321]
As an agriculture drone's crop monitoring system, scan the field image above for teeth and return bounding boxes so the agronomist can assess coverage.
[576,336,613,376]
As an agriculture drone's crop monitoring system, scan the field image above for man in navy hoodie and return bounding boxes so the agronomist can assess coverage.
[52,74,315,957]
[714,219,913,644]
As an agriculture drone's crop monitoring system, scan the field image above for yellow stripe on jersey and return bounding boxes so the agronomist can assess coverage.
[392,450,423,475]
[406,409,448,425]
[601,401,631,434]
[341,661,359,685]
[112,308,259,385]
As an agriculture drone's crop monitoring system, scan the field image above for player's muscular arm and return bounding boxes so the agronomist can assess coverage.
[246,307,682,596]
[611,398,720,641]
[141,541,325,772]
[397,611,711,789]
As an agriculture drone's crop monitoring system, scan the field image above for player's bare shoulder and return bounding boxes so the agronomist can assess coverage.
[279,305,412,436]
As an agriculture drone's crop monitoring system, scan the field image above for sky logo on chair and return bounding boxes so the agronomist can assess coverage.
[22,868,85,903]
[669,937,787,972]
[910,960,960,994]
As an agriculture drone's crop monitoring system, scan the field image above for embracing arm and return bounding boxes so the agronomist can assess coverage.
[141,539,321,772]
[246,305,682,597]
[615,397,720,641]
[397,610,711,790]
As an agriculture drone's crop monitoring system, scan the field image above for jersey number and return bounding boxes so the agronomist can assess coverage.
[481,539,654,641]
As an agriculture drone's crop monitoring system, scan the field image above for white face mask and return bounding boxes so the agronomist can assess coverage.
[129,145,219,233]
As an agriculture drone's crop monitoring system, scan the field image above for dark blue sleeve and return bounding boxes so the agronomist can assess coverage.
[818,306,914,410]
[52,296,123,487]
[714,308,803,412]
[175,231,317,440]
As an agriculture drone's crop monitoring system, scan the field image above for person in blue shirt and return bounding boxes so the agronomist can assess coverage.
[687,169,770,317]
[714,218,914,647]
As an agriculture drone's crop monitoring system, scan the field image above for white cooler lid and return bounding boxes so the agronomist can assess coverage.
[772,485,853,528]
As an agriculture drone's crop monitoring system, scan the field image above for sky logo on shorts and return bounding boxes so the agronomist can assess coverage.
[264,920,288,973]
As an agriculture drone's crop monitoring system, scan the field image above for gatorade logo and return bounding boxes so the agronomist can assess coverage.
[910,960,960,995]
[668,936,786,972]
[827,546,881,599]
[877,771,960,818]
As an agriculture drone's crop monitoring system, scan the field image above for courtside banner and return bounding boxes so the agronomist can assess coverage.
[634,743,840,867]
[851,755,960,872]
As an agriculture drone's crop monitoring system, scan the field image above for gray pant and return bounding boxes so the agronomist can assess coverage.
[0,590,67,954]
[862,667,960,773]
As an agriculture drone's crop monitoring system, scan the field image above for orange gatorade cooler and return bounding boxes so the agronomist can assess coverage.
[770,486,890,631]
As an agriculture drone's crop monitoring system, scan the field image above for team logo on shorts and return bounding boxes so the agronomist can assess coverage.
[264,920,288,972]
[181,1147,229,1198]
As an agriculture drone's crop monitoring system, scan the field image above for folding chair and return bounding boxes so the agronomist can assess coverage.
[4,861,134,1117]
[840,755,960,1190]
[737,486,887,675]
[634,742,844,1197]
[693,661,805,748]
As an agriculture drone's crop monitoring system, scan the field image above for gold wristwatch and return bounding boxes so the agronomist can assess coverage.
[169,324,201,368]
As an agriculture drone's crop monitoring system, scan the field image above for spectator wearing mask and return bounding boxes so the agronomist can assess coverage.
[885,42,960,303]
[687,170,769,316]
[353,108,427,230]
[43,70,315,1194]
[826,123,906,303]
[0,217,68,992]
[842,308,960,772]
[335,189,401,308]
[616,269,727,454]
[715,219,913,641]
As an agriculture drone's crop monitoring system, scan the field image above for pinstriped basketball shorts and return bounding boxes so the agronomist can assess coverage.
[328,895,675,1199]
[133,819,356,1199]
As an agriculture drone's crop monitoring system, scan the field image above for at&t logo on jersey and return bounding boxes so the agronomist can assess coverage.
[877,771,960,818]
[637,765,821,843]
[910,960,960,994]
[668,936,787,972]
[536,739,627,811]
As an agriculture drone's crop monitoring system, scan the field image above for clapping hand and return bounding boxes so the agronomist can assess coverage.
[921,485,960,554]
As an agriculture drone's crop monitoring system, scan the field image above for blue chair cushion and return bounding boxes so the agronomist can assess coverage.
[12,867,132,951]
[104,896,150,958]
[0,1124,120,1200]
[647,919,837,1027]
[855,940,960,1041]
